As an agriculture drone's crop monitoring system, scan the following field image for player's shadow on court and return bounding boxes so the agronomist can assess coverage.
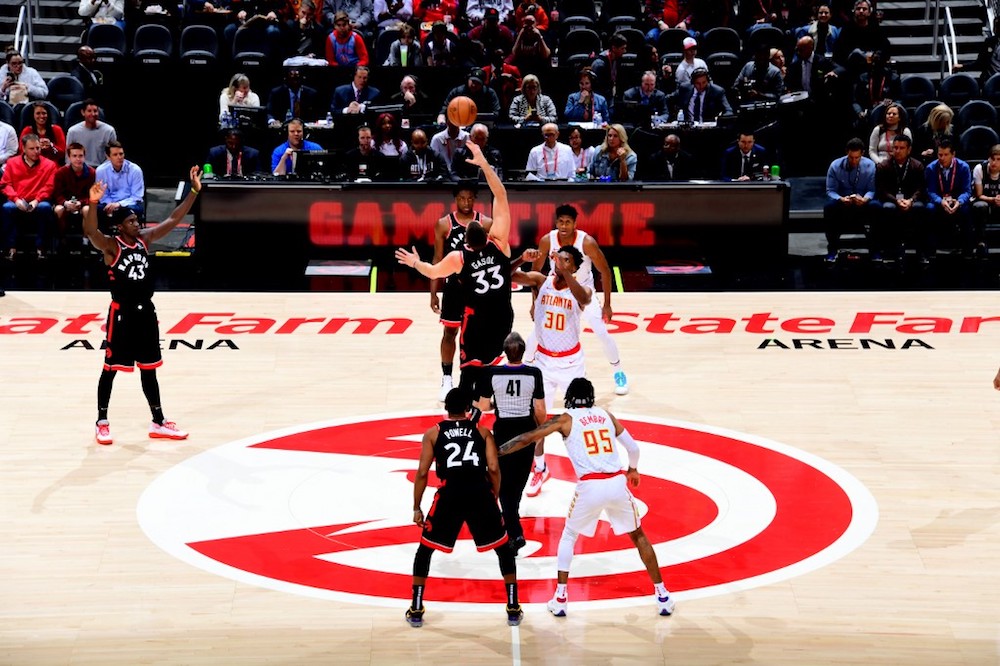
[904,507,1000,549]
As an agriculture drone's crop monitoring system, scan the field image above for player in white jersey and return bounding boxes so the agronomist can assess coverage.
[532,204,629,395]
[512,244,591,497]
[498,378,676,617]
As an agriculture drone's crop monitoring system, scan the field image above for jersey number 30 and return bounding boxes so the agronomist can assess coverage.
[445,440,481,468]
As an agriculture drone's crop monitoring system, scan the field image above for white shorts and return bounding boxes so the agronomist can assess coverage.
[533,348,585,407]
[565,473,640,538]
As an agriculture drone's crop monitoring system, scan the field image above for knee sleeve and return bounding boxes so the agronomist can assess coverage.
[495,542,516,576]
[413,543,433,578]
[557,527,579,572]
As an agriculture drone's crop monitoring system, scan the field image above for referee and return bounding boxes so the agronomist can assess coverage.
[476,331,546,555]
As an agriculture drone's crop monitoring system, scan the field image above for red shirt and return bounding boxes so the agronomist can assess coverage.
[52,163,96,205]
[1,154,57,202]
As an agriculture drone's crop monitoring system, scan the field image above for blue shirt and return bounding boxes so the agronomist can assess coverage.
[925,158,972,206]
[271,140,323,173]
[826,155,876,201]
[95,159,144,208]
[564,92,610,122]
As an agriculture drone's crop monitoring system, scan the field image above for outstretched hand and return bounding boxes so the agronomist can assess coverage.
[89,180,107,203]
[464,140,488,168]
[189,166,203,192]
[395,245,420,268]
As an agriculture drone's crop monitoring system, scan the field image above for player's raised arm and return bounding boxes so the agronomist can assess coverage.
[465,140,509,256]
[83,181,117,260]
[141,166,202,244]
[397,246,463,279]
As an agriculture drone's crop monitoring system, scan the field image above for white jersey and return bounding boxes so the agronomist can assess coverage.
[547,229,594,288]
[535,275,584,355]
[563,407,624,478]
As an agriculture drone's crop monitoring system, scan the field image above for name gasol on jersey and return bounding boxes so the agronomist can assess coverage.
[469,255,497,271]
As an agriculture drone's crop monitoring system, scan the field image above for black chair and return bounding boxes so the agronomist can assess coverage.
[87,23,127,64]
[46,75,86,113]
[956,99,998,134]
[938,73,981,108]
[701,26,741,58]
[746,26,787,55]
[559,28,602,63]
[899,74,936,112]
[132,23,174,65]
[375,28,400,66]
[959,124,1000,162]
[558,0,597,21]
[912,99,943,128]
[63,100,105,130]
[180,24,219,67]
[605,15,638,33]
[19,101,62,132]
[232,25,270,69]
[656,28,689,55]
[706,51,741,89]
[559,15,597,35]
[0,100,13,127]
[983,73,1000,109]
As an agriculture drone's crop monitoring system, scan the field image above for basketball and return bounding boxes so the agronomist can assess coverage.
[447,96,478,127]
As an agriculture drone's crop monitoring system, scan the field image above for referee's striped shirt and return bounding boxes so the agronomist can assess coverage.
[478,364,545,419]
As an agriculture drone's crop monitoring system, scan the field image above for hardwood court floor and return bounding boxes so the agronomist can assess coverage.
[2,290,999,665]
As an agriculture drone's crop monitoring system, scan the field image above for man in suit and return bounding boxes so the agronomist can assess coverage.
[267,68,320,125]
[331,65,381,116]
[874,133,925,261]
[643,134,696,181]
[734,43,786,102]
[206,128,261,177]
[71,46,104,105]
[450,123,503,182]
[785,36,839,98]
[669,68,732,123]
[620,71,669,121]
[720,130,768,181]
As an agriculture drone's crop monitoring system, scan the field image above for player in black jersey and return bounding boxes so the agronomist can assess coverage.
[407,387,522,628]
[476,332,545,555]
[397,141,513,396]
[431,184,493,402]
[84,168,202,446]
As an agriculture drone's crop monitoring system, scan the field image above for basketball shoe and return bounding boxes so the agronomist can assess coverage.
[506,604,523,626]
[95,420,113,446]
[439,375,454,402]
[526,464,549,497]
[614,370,629,395]
[149,421,189,440]
[656,592,676,616]
[547,594,567,617]
[405,607,424,628]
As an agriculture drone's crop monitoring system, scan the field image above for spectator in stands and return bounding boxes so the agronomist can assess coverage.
[206,128,261,176]
[851,51,900,128]
[450,123,503,181]
[343,124,388,181]
[971,143,1000,257]
[925,138,973,261]
[53,143,95,246]
[331,64,380,115]
[467,0,513,26]
[795,4,840,58]
[769,47,787,79]
[875,134,924,261]
[322,0,375,37]
[389,74,433,116]
[219,73,262,124]
[622,71,669,118]
[683,0,735,34]
[66,99,117,168]
[71,46,104,104]
[643,0,690,43]
[669,68,732,122]
[0,52,48,104]
[0,120,16,168]
[784,35,840,98]
[413,0,459,27]
[506,14,550,75]
[373,112,408,158]
[424,20,459,67]
[430,122,470,171]
[564,69,610,123]
[20,102,66,166]
[267,68,321,125]
[736,0,785,32]
[284,3,328,61]
[508,74,557,125]
[325,10,370,66]
[673,37,708,88]
[972,16,1000,87]
[513,0,548,32]
[438,68,502,125]
[399,129,449,181]
[79,0,125,30]
[589,124,638,182]
[868,102,910,164]
[384,23,424,66]
[224,1,285,57]
[590,33,628,101]
[1,133,57,260]
[468,8,515,56]
[823,136,876,262]
[914,104,955,166]
[525,122,574,181]
[374,0,413,30]
[834,0,890,73]
[272,118,323,175]
[721,129,768,181]
[644,133,695,181]
[95,141,144,221]
[566,126,594,180]
[735,43,786,102]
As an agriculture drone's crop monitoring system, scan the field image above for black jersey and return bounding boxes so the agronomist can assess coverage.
[981,164,1000,198]
[444,211,481,284]
[433,418,490,487]
[108,237,153,304]
[458,239,512,311]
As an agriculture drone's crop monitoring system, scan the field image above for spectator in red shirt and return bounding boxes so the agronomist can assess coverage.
[53,142,96,244]
[325,10,369,66]
[1,133,57,259]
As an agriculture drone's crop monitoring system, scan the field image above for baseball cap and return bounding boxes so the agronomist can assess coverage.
[683,37,697,50]
[484,7,499,20]
[469,67,486,84]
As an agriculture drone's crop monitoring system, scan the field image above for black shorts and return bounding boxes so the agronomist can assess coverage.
[104,300,162,371]
[459,303,513,368]
[420,482,508,553]
[439,278,464,328]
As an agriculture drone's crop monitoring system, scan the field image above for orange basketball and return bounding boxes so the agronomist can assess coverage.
[447,96,478,127]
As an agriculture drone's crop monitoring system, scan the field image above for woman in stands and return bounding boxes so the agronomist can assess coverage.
[588,124,638,182]
[19,101,65,165]
[373,112,408,159]
[508,74,558,125]
[567,127,594,181]
[868,102,911,163]
[218,73,261,123]
[914,103,955,165]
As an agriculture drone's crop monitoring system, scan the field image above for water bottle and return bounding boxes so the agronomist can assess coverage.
[325,111,333,126]
[770,164,780,180]
[593,110,603,128]
[762,164,771,181]
[677,109,685,123]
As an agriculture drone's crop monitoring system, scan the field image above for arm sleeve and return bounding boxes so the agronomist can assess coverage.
[617,428,640,469]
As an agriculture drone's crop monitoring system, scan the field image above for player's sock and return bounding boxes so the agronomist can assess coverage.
[442,363,453,377]
[412,584,425,611]
[534,454,546,472]
[555,583,567,598]
[654,582,668,598]
[150,406,165,426]
[610,360,622,369]
[97,407,109,423]
[506,582,518,607]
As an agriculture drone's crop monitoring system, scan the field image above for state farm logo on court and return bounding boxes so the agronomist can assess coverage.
[138,412,878,610]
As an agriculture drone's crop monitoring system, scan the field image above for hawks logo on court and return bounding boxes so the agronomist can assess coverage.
[138,413,878,610]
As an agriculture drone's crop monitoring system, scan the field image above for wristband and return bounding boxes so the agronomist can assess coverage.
[191,188,200,195]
